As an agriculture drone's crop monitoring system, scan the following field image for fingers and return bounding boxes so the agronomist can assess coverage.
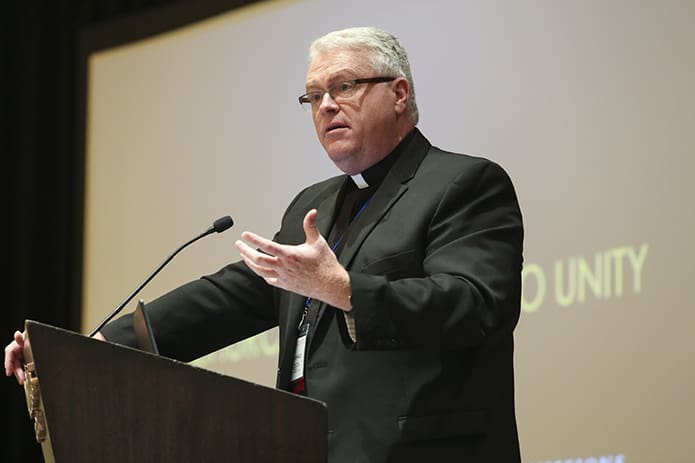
[238,248,277,279]
[238,231,283,258]
[234,238,277,280]
[237,209,320,256]
[14,365,26,385]
[5,330,26,384]
[235,238,279,266]
[234,210,324,294]
[3,346,12,377]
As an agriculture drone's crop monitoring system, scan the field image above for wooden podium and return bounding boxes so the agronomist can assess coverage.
[21,320,327,462]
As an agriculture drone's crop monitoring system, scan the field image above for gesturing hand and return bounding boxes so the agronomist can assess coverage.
[235,209,352,311]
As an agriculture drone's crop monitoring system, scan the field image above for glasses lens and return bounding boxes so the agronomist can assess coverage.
[331,81,356,99]
[298,92,323,107]
[299,79,375,108]
[309,92,324,106]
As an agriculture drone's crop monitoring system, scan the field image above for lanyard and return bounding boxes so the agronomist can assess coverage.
[326,194,373,255]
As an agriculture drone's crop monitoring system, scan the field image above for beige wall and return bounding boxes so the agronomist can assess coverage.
[83,1,695,462]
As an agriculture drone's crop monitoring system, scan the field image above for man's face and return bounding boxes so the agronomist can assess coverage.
[305,49,405,175]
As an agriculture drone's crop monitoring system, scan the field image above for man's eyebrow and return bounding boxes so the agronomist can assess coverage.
[305,71,358,90]
[304,82,322,91]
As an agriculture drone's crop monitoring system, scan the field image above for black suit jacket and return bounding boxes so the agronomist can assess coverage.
[102,128,524,462]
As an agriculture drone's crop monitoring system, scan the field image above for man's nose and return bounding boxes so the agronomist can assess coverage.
[318,91,339,112]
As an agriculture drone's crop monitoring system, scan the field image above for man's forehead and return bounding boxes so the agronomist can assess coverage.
[305,49,370,85]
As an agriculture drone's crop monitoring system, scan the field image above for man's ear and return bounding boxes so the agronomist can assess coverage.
[392,77,410,115]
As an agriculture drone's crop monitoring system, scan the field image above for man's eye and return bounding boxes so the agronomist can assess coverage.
[309,93,323,103]
[337,82,354,93]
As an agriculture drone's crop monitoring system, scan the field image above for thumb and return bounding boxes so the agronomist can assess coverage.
[303,209,320,243]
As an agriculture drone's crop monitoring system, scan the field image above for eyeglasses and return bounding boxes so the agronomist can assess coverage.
[298,77,396,109]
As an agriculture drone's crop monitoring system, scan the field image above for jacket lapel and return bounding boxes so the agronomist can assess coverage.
[338,129,431,270]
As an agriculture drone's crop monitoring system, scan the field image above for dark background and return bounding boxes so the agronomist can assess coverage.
[3,1,258,461]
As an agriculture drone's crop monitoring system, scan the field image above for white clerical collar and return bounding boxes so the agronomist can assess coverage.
[351,173,369,189]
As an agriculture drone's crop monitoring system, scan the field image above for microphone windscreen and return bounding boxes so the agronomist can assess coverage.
[212,215,234,233]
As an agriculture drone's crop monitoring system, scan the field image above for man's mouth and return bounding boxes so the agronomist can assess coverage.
[326,122,349,134]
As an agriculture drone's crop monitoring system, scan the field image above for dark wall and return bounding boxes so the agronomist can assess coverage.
[2,1,257,461]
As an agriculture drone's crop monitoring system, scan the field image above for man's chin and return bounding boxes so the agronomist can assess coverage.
[326,150,360,175]
[324,143,353,162]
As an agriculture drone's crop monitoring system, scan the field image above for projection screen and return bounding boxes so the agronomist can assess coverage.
[81,1,695,462]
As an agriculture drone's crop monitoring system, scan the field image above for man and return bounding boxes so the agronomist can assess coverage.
[6,26,524,462]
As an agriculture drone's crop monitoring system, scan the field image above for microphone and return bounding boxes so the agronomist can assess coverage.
[88,215,234,337]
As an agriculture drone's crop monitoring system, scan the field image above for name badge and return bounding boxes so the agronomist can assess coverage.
[289,319,309,393]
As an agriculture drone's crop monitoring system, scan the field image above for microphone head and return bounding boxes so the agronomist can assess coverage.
[212,215,234,233]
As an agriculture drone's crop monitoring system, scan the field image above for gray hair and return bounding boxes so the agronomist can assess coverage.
[309,26,419,124]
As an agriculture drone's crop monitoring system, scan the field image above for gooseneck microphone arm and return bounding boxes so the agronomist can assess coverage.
[88,215,234,337]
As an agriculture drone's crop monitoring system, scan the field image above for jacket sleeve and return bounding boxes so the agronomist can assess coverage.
[101,261,277,362]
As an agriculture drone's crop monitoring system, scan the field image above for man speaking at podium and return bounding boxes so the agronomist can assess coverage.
[6,26,524,462]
